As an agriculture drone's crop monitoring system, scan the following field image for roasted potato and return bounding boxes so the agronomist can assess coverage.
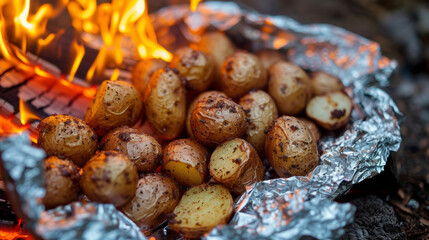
[209,138,264,194]
[309,71,344,96]
[120,173,180,235]
[81,151,138,207]
[220,52,267,98]
[298,117,321,143]
[162,139,209,186]
[132,58,167,96]
[306,91,352,130]
[265,116,319,178]
[186,91,227,138]
[85,80,143,136]
[43,156,80,209]
[143,68,186,140]
[239,90,278,155]
[169,47,214,92]
[256,50,285,70]
[268,62,311,115]
[190,95,247,148]
[168,183,234,238]
[100,126,162,173]
[38,114,97,167]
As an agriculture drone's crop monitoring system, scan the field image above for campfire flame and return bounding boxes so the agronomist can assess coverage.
[191,0,203,12]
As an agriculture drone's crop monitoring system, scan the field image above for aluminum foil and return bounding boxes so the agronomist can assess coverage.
[0,1,402,240]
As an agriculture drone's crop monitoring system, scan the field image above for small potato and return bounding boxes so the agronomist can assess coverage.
[268,62,311,115]
[169,47,214,92]
[85,80,143,136]
[190,95,247,148]
[162,139,209,186]
[186,91,227,138]
[132,58,167,96]
[168,183,233,238]
[309,72,344,96]
[306,91,352,130]
[256,50,285,70]
[239,90,278,155]
[265,116,319,178]
[209,138,264,194]
[100,126,162,173]
[220,52,267,98]
[43,156,80,209]
[38,114,97,167]
[143,68,186,140]
[81,151,138,207]
[120,174,180,235]
[298,118,321,143]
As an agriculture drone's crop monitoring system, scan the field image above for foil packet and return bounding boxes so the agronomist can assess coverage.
[0,1,402,240]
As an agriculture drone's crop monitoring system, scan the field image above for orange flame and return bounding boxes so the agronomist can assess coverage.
[191,0,203,12]
[19,99,41,125]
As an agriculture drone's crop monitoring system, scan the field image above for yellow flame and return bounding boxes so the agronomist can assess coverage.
[19,98,41,125]
[191,0,203,12]
[69,41,85,82]
[110,68,120,81]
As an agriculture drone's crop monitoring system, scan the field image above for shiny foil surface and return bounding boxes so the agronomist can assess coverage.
[0,1,402,240]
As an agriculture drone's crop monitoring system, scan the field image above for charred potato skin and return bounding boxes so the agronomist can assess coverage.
[265,116,319,177]
[43,156,80,209]
[84,80,143,136]
[186,91,227,138]
[309,71,344,96]
[100,126,162,173]
[268,62,311,115]
[38,114,98,167]
[132,58,167,96]
[220,52,267,98]
[120,174,180,235]
[190,95,247,148]
[209,138,264,194]
[239,90,278,155]
[162,139,210,186]
[143,68,186,140]
[170,47,215,92]
[81,151,138,207]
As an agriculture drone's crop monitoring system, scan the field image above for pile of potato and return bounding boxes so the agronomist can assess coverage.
[36,31,353,238]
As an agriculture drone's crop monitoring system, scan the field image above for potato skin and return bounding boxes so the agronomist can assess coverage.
[143,68,186,140]
[190,95,247,148]
[43,156,80,209]
[265,116,319,177]
[120,174,180,235]
[186,91,227,138]
[309,71,344,96]
[100,126,162,173]
[132,58,167,96]
[209,138,264,194]
[298,117,321,143]
[170,47,214,92]
[38,114,98,167]
[239,90,278,155]
[85,80,143,136]
[256,50,285,70]
[268,62,311,115]
[81,151,138,207]
[162,139,209,186]
[220,52,267,98]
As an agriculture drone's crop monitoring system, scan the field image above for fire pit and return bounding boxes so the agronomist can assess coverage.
[0,0,402,239]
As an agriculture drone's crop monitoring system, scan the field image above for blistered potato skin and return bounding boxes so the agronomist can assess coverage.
[170,47,214,92]
[209,138,264,194]
[38,114,98,167]
[84,80,143,136]
[298,117,321,143]
[265,116,319,177]
[81,151,138,207]
[268,62,311,115]
[43,156,80,209]
[239,90,278,155]
[100,126,162,173]
[190,95,247,148]
[143,68,186,140]
[309,71,344,96]
[220,52,267,98]
[186,91,227,138]
[120,174,180,236]
[132,58,167,96]
[162,139,209,186]
[256,50,285,70]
